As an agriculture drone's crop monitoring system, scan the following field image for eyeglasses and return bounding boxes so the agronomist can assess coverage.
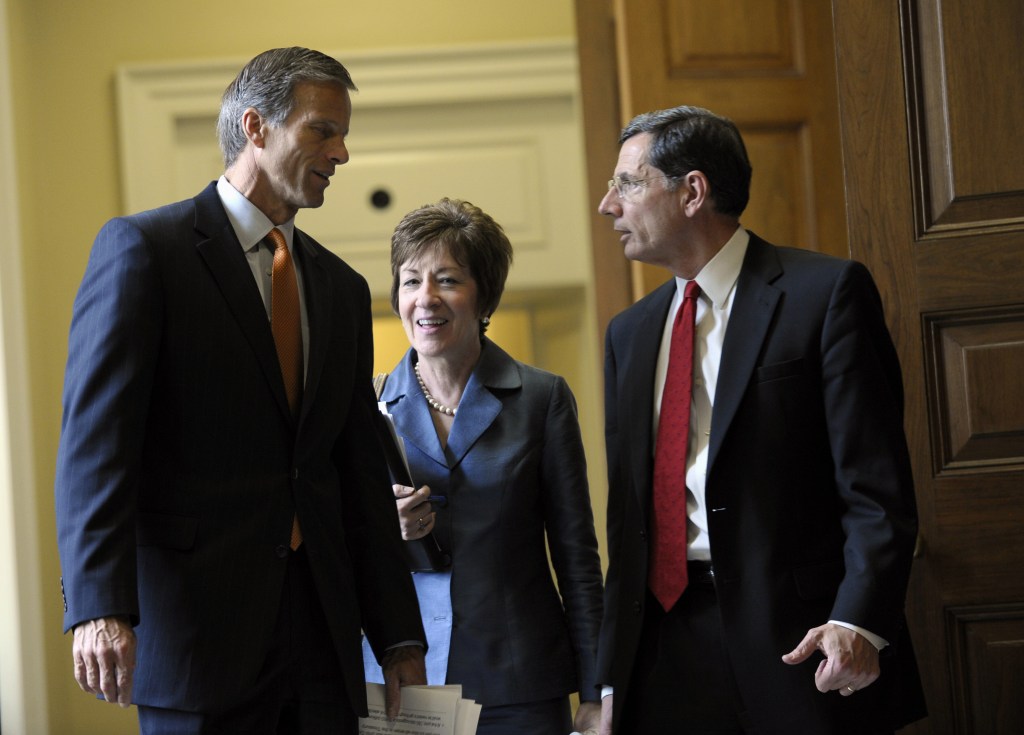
[607,174,672,200]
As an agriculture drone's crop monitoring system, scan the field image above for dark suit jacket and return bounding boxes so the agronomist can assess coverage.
[54,182,424,715]
[380,339,603,706]
[598,233,926,734]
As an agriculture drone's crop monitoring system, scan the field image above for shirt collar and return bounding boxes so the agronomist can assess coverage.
[680,226,749,308]
[216,175,296,251]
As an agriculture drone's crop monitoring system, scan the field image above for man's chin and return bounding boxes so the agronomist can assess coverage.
[301,192,327,210]
[623,242,647,263]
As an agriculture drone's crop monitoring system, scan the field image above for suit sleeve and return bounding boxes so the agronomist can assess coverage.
[820,261,918,641]
[597,317,626,687]
[54,216,162,632]
[333,278,425,656]
[539,376,604,701]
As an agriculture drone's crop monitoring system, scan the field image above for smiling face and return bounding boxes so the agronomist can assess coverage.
[598,132,691,271]
[249,80,351,223]
[397,245,482,367]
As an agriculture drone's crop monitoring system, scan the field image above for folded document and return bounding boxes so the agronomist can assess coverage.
[359,683,480,735]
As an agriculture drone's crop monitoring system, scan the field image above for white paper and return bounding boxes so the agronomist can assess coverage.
[359,683,480,735]
[452,690,481,735]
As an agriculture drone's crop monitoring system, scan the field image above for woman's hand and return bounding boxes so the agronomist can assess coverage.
[394,484,435,540]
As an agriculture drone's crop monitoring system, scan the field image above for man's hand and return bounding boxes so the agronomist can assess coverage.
[599,693,613,735]
[573,700,601,733]
[72,616,136,707]
[380,644,427,720]
[782,622,880,696]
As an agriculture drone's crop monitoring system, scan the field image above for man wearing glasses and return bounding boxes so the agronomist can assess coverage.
[594,105,926,734]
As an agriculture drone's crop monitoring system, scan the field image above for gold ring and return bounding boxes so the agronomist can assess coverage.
[417,517,426,528]
[846,685,855,693]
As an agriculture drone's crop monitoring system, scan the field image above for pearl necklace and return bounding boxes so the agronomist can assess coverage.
[414,362,458,416]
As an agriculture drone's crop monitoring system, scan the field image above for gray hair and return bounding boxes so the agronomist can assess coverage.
[621,105,752,218]
[217,47,357,167]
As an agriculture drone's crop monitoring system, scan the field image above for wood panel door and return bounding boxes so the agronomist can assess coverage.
[600,0,848,298]
[579,0,1024,731]
[833,1,1024,732]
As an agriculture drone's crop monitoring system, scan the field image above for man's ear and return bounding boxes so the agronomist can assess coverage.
[241,107,266,149]
[681,170,711,215]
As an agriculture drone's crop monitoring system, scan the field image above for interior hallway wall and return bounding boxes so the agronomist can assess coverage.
[4,2,583,733]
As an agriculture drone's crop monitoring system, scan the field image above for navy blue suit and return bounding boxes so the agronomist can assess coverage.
[598,233,926,733]
[55,182,424,715]
[379,340,603,708]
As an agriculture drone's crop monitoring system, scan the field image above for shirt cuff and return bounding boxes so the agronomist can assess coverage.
[601,685,614,699]
[828,620,888,650]
[385,640,425,650]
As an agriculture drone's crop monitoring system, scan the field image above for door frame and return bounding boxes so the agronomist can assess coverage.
[0,0,52,730]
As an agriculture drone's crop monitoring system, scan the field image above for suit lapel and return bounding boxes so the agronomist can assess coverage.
[384,353,449,470]
[294,230,329,426]
[383,340,513,471]
[445,340,514,467]
[192,184,293,423]
[708,235,782,471]
[622,282,676,519]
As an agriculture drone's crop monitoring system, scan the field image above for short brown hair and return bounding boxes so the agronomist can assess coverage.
[390,198,513,336]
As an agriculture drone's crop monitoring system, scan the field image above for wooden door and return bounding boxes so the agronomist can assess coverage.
[578,0,1024,731]
[579,0,848,305]
[833,1,1024,732]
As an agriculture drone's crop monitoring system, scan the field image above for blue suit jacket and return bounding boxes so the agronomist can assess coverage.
[54,182,424,714]
[380,339,603,706]
[598,233,926,733]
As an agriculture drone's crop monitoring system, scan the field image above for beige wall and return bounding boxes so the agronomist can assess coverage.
[5,2,592,733]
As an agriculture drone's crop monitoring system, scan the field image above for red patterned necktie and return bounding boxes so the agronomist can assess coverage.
[649,280,700,611]
[268,227,304,549]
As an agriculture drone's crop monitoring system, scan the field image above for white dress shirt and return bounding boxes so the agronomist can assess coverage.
[216,176,309,378]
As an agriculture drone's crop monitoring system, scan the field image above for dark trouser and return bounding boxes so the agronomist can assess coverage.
[475,697,572,735]
[618,566,897,735]
[138,546,354,735]
[619,571,747,735]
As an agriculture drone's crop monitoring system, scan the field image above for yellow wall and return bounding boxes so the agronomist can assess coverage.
[374,303,537,375]
[6,2,581,733]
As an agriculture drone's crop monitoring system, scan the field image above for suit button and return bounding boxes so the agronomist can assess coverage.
[275,545,289,558]
[632,599,642,614]
[639,529,647,541]
[292,468,300,480]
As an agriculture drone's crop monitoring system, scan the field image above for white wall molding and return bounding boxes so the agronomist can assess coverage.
[116,39,591,298]
[0,0,50,730]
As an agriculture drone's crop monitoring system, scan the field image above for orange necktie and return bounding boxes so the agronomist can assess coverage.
[268,227,303,549]
[649,280,700,610]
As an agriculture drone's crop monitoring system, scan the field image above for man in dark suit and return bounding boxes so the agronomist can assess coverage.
[594,106,926,734]
[55,47,426,734]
